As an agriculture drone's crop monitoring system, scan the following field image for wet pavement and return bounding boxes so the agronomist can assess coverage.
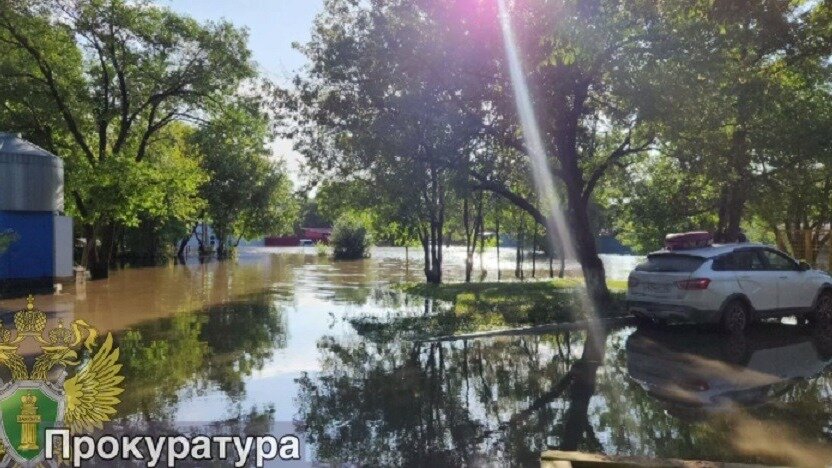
[1,247,831,466]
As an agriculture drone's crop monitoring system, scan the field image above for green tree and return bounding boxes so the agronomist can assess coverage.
[601,156,719,253]
[119,122,207,263]
[293,0,659,299]
[193,98,298,259]
[293,0,486,283]
[0,0,253,276]
[640,0,827,243]
[331,212,373,260]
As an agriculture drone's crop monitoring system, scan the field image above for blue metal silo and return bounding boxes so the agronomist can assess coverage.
[0,132,73,293]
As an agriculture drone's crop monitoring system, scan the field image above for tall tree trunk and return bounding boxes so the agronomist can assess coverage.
[570,200,607,304]
[495,202,501,281]
[176,225,197,259]
[421,229,431,282]
[423,162,445,284]
[716,54,752,243]
[463,193,484,283]
[549,253,554,278]
[478,193,485,276]
[87,223,116,279]
[82,223,96,274]
[464,197,473,283]
[216,227,227,259]
[532,227,537,278]
[555,83,610,304]
[515,222,524,280]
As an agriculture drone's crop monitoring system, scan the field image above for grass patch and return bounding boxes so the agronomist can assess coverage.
[404,277,627,301]
[351,279,627,341]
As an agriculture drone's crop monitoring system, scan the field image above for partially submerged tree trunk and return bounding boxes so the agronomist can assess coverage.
[176,225,198,259]
[215,227,228,260]
[478,194,486,277]
[420,161,446,284]
[463,193,484,283]
[85,223,116,279]
[495,201,501,281]
[464,197,473,283]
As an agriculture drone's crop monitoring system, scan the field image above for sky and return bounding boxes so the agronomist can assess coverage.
[161,0,326,186]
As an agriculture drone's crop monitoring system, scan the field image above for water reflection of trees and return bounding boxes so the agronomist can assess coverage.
[296,330,604,465]
[116,298,287,422]
[298,325,832,465]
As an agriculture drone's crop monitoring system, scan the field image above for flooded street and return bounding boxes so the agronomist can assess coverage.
[2,247,831,466]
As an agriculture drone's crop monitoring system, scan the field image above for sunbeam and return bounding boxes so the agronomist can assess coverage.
[496,0,606,351]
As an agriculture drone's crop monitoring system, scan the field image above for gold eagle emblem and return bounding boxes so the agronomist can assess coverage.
[0,296,123,435]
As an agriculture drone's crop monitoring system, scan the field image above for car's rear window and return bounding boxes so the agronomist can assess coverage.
[635,254,705,273]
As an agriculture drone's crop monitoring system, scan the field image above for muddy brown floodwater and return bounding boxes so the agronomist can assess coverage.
[1,247,831,466]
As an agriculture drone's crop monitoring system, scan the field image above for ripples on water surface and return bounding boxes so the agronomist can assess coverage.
[2,247,832,466]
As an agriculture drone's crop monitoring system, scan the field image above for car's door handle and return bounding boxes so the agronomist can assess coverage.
[779,276,788,279]
[738,275,751,279]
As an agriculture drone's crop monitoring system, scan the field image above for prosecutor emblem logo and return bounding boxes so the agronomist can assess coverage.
[0,296,123,465]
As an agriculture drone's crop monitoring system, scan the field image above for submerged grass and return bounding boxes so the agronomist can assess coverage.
[350,279,628,341]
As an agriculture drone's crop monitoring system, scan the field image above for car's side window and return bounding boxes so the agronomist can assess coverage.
[761,249,798,271]
[711,249,791,271]
[712,255,728,271]
[729,250,766,271]
[712,253,736,271]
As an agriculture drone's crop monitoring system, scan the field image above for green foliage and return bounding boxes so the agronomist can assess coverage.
[193,97,298,256]
[331,213,373,260]
[314,242,330,257]
[0,0,255,268]
[602,156,719,253]
[633,0,828,241]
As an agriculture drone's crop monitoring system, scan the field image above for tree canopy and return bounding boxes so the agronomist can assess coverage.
[0,0,297,269]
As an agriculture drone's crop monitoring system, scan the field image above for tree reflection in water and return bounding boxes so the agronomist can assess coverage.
[297,323,832,466]
[296,328,603,465]
[115,297,288,423]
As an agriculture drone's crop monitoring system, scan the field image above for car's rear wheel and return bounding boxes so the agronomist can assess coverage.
[811,292,832,325]
[721,300,749,334]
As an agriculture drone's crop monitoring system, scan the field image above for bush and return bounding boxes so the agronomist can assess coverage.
[331,213,372,260]
[314,242,330,257]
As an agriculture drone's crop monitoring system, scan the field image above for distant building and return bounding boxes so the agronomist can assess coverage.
[0,133,72,295]
[265,227,332,247]
[179,223,265,255]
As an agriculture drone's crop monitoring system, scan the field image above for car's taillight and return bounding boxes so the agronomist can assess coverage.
[628,275,639,288]
[677,278,711,290]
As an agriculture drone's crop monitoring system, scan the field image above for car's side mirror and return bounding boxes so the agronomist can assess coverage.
[798,260,811,271]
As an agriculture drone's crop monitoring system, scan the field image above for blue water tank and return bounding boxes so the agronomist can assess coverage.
[0,133,72,282]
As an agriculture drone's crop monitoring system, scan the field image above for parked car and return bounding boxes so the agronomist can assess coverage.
[626,242,832,333]
[626,323,832,417]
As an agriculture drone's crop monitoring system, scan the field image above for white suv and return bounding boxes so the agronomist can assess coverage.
[626,243,832,333]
